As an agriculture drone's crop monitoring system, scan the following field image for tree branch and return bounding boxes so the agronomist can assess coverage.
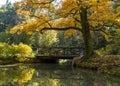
[89,20,118,35]
[40,27,82,33]
[91,28,110,35]
[30,0,54,5]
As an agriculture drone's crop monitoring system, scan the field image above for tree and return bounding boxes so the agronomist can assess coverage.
[0,2,35,44]
[0,2,18,31]
[57,31,83,47]
[96,28,120,55]
[0,2,19,43]
[33,30,59,47]
[10,0,120,61]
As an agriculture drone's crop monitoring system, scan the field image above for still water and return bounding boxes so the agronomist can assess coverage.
[0,63,119,86]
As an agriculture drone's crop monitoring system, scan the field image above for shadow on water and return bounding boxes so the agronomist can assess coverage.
[0,63,120,86]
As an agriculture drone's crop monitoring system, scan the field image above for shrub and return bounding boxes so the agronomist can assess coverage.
[15,43,34,62]
[96,45,113,56]
[0,43,11,58]
[0,43,35,63]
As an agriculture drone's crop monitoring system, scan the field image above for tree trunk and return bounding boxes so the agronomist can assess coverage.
[80,7,94,60]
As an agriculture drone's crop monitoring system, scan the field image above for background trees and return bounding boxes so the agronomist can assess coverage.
[0,1,35,45]
[0,0,120,61]
[9,0,120,60]
[33,31,59,47]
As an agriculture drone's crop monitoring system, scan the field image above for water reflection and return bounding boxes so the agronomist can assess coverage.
[0,63,119,86]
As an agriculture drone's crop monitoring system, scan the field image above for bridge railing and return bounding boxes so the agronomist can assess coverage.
[34,47,82,56]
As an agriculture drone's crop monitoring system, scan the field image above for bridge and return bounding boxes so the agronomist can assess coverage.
[34,47,83,60]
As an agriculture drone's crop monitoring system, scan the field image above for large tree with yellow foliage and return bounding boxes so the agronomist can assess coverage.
[10,0,120,60]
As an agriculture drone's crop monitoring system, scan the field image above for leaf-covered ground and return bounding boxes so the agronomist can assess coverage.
[75,55,120,77]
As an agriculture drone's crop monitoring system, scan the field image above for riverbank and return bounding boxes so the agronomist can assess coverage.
[0,55,120,77]
[75,55,120,77]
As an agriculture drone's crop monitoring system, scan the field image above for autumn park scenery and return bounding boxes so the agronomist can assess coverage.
[0,0,120,86]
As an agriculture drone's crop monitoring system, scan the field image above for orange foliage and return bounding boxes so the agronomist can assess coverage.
[11,0,120,38]
[64,29,77,38]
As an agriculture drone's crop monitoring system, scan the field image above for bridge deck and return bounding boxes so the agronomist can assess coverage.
[35,47,82,60]
[36,55,79,60]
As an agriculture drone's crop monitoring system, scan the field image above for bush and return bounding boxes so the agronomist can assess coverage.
[0,43,35,63]
[96,45,113,56]
[0,43,11,58]
[96,44,120,55]
[15,43,34,62]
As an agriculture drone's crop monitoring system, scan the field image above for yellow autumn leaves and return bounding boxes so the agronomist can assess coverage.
[10,0,120,38]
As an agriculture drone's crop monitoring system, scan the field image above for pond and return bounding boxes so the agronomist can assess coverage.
[0,63,120,86]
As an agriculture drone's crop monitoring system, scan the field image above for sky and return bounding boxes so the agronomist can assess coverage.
[0,0,21,6]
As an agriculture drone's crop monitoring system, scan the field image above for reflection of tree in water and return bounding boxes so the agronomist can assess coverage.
[71,68,120,86]
[29,64,120,86]
[0,64,120,86]
[0,65,35,85]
